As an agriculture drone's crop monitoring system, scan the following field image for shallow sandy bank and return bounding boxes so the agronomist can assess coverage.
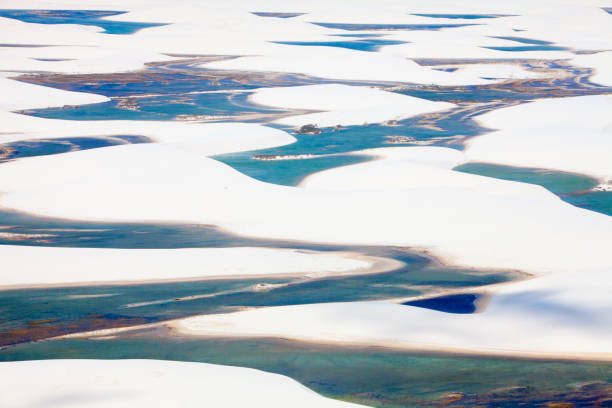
[170,267,612,361]
[0,245,400,289]
[250,84,454,127]
[1,143,611,275]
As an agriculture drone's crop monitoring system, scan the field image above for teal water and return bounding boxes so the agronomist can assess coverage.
[411,13,513,19]
[564,190,612,217]
[0,243,517,346]
[215,106,482,185]
[2,18,612,406]
[216,153,370,186]
[311,22,478,31]
[455,163,612,216]
[2,336,610,407]
[0,9,165,34]
[22,92,286,121]
[0,135,149,162]
[0,209,259,249]
[272,39,406,52]
[455,163,598,195]
[484,45,568,52]
[492,36,554,45]
[251,12,305,19]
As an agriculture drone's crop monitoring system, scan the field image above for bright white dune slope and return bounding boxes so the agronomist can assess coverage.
[250,84,454,127]
[0,360,368,408]
[572,51,612,87]
[0,111,298,155]
[0,0,609,363]
[0,246,380,288]
[466,95,612,180]
[0,75,109,111]
[169,147,612,360]
[172,267,612,359]
[1,76,299,152]
[1,144,611,276]
[2,0,610,83]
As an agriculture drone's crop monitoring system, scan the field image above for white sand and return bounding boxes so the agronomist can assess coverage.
[165,145,612,359]
[203,46,499,86]
[2,0,607,83]
[0,75,109,111]
[250,84,454,127]
[300,147,548,197]
[173,267,612,359]
[1,112,297,155]
[572,51,612,87]
[0,359,367,408]
[466,95,612,180]
[0,78,297,153]
[0,245,383,288]
[1,143,611,275]
[0,0,611,366]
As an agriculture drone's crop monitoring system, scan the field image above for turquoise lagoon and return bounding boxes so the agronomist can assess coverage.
[0,240,517,346]
[1,336,610,407]
[1,12,612,406]
[456,163,612,216]
[0,9,165,34]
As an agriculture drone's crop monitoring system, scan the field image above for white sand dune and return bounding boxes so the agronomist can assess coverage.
[1,75,299,152]
[0,359,368,408]
[0,245,385,288]
[0,0,611,369]
[466,95,612,180]
[0,75,109,111]
[1,143,611,275]
[2,0,608,83]
[172,267,612,360]
[168,146,612,359]
[203,46,500,86]
[0,110,297,154]
[250,84,454,127]
[301,147,552,197]
[572,51,612,87]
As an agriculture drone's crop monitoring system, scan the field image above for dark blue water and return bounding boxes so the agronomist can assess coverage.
[484,45,568,52]
[492,36,554,45]
[432,67,459,72]
[251,12,305,18]
[330,33,386,38]
[0,9,165,34]
[272,39,406,52]
[403,293,481,314]
[412,13,513,19]
[311,22,478,31]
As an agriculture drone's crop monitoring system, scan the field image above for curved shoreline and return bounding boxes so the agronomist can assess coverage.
[0,247,404,293]
[48,318,611,363]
